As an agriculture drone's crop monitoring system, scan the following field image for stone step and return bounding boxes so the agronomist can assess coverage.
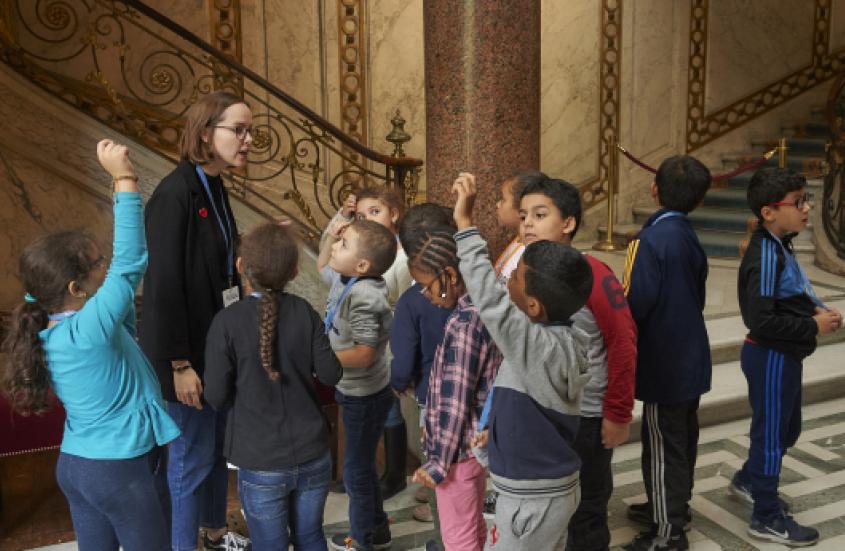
[785,120,830,139]
[627,298,845,436]
[634,205,751,233]
[750,136,828,155]
[718,153,826,175]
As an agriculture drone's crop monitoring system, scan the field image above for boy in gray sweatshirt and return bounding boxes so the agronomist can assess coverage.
[318,217,397,551]
[453,173,594,550]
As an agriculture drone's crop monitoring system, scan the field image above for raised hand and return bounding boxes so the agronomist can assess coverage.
[341,193,358,219]
[452,172,477,230]
[97,139,137,193]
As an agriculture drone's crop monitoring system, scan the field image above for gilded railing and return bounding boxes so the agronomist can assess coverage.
[822,73,845,259]
[0,0,422,243]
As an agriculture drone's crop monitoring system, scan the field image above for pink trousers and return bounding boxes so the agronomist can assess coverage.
[435,457,488,551]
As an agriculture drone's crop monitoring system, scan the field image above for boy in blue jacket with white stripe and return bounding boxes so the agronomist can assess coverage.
[622,155,712,551]
[733,168,841,546]
[452,173,594,550]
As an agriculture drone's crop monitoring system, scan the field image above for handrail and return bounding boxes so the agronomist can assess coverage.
[123,0,420,170]
[0,0,422,242]
[822,73,845,259]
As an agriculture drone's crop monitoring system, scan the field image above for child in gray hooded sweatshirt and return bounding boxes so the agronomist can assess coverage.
[452,173,594,551]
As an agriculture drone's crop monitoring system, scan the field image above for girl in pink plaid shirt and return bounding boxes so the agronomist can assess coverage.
[409,228,502,551]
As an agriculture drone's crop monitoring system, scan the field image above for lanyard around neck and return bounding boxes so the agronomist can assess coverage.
[195,165,234,282]
[324,276,359,335]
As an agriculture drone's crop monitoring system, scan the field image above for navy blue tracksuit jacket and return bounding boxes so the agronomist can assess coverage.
[623,209,712,404]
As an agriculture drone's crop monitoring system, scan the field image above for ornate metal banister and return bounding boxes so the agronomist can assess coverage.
[822,73,845,259]
[0,0,422,243]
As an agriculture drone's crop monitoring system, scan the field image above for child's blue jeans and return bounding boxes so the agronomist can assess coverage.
[56,447,170,551]
[336,385,393,547]
[238,452,332,551]
[737,341,802,522]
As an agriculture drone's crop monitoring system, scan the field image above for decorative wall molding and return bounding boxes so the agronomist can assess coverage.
[337,0,368,189]
[209,0,242,62]
[580,0,622,209]
[686,0,845,151]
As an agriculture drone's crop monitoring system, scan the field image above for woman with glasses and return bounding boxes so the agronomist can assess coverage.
[139,91,252,551]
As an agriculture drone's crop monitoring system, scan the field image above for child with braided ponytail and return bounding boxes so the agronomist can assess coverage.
[203,223,342,551]
[2,140,178,550]
[409,227,502,551]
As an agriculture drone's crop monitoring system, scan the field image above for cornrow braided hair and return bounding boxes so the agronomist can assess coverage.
[258,290,281,382]
[407,227,459,276]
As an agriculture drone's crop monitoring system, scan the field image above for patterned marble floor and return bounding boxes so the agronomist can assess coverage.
[28,397,845,551]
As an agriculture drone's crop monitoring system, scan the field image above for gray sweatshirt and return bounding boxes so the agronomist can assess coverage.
[321,266,392,396]
[456,228,591,498]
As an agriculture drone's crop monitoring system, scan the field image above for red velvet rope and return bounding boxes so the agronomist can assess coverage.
[618,145,776,182]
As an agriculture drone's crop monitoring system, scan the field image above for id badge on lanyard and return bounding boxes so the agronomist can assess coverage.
[196,165,239,307]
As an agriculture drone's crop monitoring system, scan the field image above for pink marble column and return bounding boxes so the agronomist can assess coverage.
[424,1,540,256]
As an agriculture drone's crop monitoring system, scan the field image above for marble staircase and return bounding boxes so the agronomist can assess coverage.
[600,109,830,260]
[586,248,845,440]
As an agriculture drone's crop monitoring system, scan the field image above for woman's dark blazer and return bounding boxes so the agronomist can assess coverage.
[139,159,240,402]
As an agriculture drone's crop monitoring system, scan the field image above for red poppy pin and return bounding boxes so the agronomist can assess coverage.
[199,207,208,218]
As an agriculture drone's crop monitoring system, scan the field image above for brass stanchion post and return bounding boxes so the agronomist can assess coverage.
[778,137,788,169]
[593,135,624,251]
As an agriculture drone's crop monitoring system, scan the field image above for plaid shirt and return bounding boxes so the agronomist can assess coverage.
[423,294,502,483]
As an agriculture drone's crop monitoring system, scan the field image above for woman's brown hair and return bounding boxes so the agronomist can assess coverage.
[179,91,248,164]
[2,231,98,415]
[238,223,299,381]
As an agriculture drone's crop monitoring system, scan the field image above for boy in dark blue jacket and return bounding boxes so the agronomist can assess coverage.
[733,168,841,546]
[622,155,712,551]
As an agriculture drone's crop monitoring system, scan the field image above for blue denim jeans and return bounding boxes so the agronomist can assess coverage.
[166,402,229,551]
[56,447,170,551]
[238,452,332,551]
[336,386,393,547]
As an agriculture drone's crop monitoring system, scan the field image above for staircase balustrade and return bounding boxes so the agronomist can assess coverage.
[823,73,845,259]
[0,0,422,244]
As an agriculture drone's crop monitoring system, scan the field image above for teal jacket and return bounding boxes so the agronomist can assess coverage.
[41,192,180,459]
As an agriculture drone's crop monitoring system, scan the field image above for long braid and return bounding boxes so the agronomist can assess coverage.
[257,290,280,382]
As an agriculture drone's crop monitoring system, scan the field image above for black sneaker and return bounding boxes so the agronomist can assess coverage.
[729,471,791,513]
[203,531,251,551]
[622,530,689,551]
[482,490,498,520]
[626,502,692,532]
[748,514,819,546]
[373,521,392,549]
[424,540,441,551]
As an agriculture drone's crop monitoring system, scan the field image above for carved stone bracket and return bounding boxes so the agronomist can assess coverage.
[686,0,845,151]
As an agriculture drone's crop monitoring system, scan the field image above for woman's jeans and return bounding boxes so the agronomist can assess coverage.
[238,452,332,551]
[166,402,229,551]
[56,447,170,551]
[336,386,393,547]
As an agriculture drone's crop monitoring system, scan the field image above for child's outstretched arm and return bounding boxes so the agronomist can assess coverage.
[452,174,570,370]
[72,140,145,344]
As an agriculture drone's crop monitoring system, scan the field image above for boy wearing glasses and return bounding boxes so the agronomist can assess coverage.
[733,168,841,546]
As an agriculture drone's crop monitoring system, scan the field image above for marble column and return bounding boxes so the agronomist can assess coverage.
[424,1,540,255]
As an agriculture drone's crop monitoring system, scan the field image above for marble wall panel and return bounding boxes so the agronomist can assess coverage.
[0,151,114,311]
[367,0,426,177]
[831,0,845,54]
[540,0,601,184]
[705,1,815,114]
